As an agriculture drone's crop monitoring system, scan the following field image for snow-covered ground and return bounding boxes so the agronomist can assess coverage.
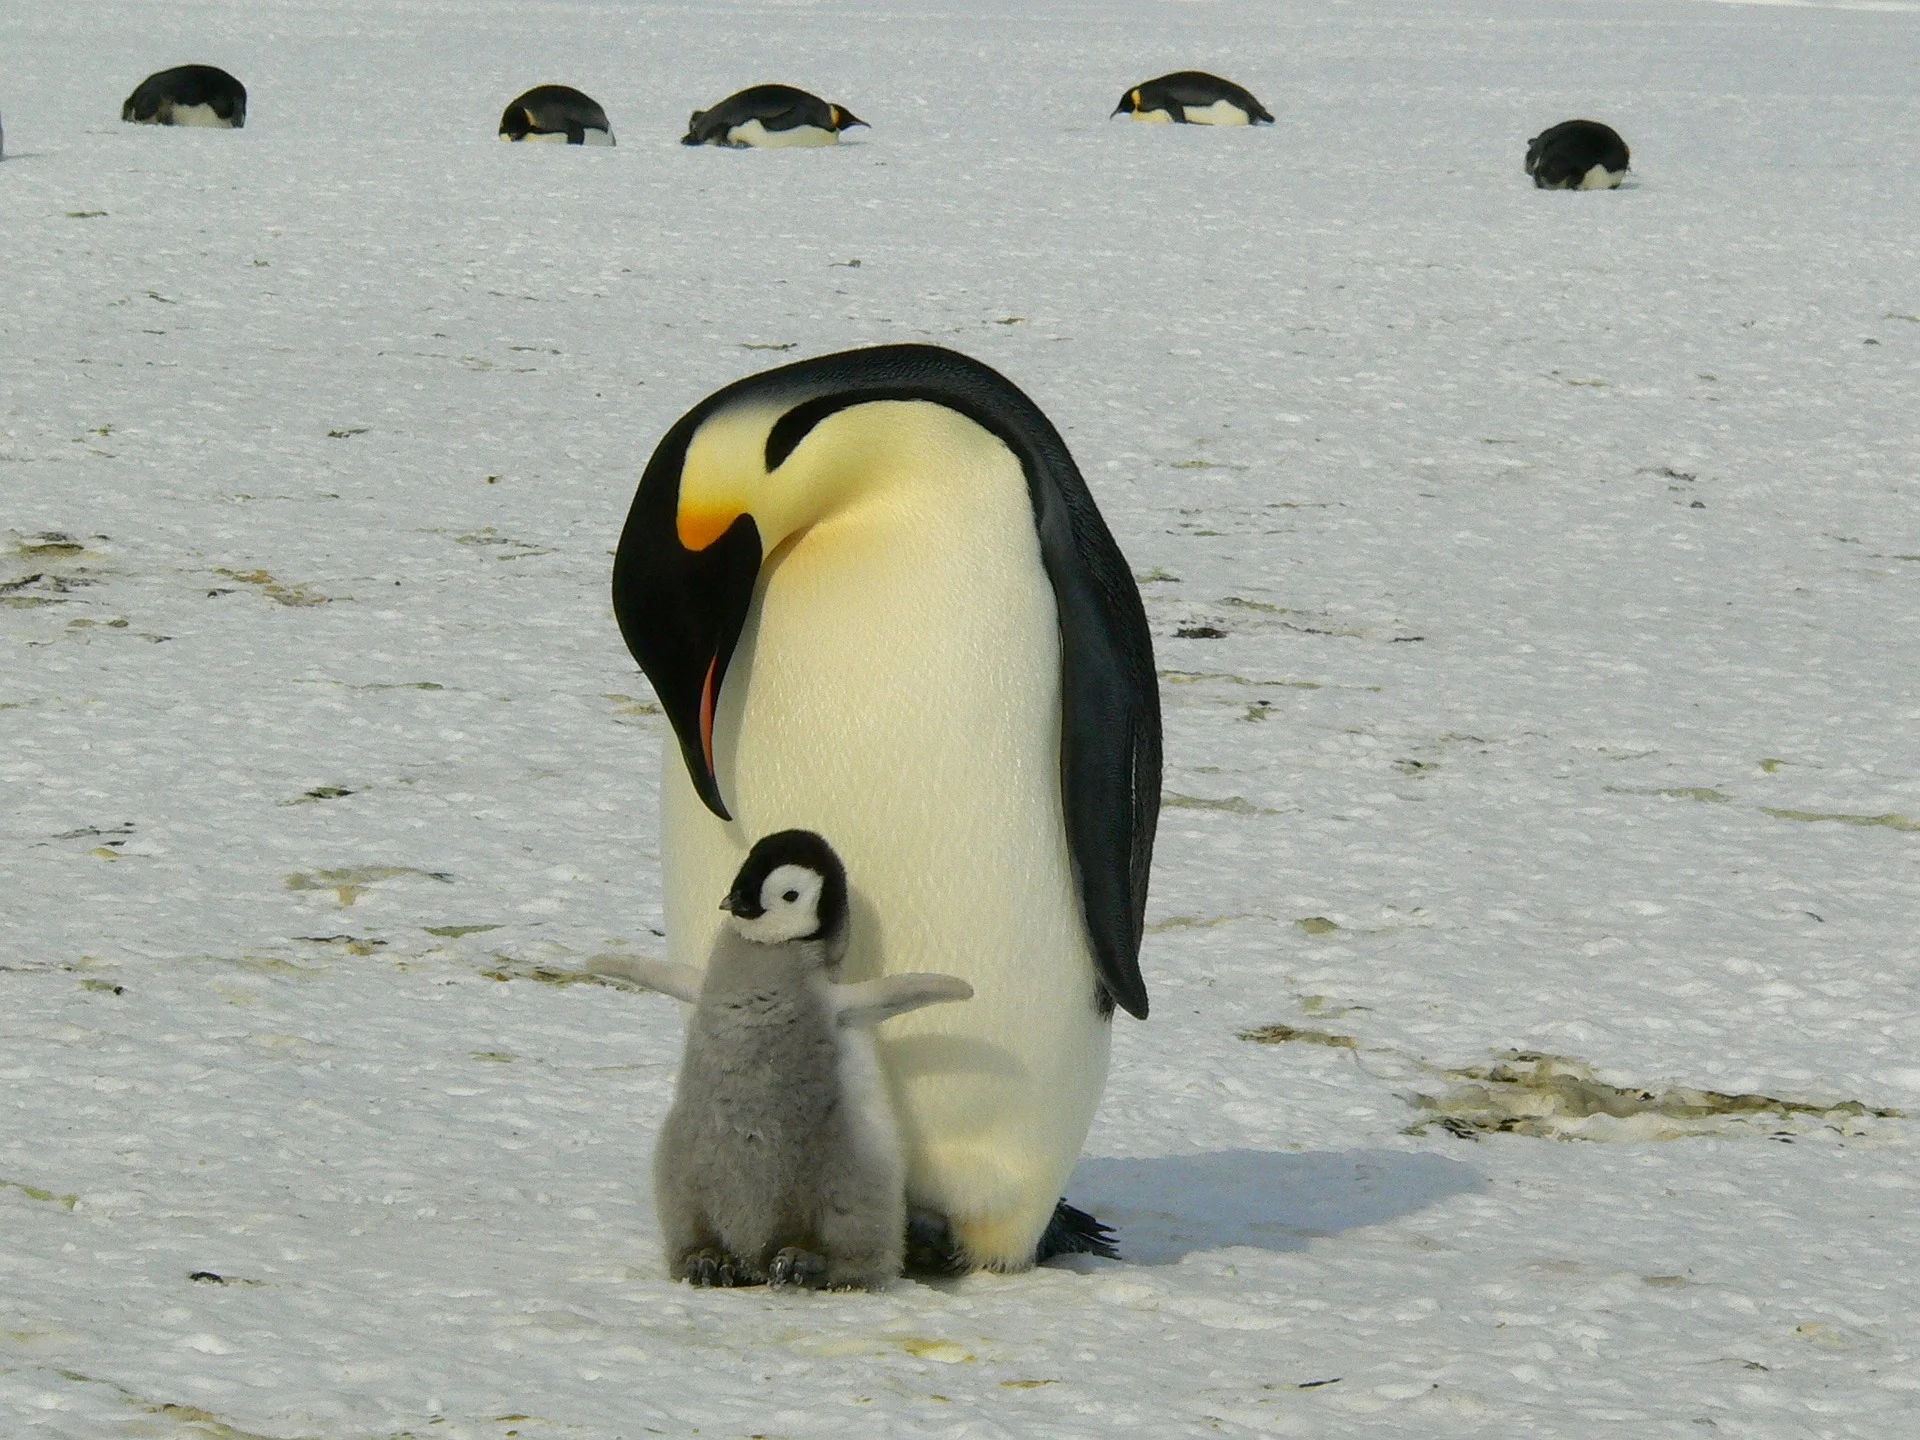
[4,0,1918,1434]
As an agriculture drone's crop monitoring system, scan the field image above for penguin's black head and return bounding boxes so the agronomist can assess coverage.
[1111,87,1141,118]
[721,829,848,946]
[829,104,867,132]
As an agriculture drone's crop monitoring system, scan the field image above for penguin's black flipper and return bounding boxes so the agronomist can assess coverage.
[1034,1199,1120,1263]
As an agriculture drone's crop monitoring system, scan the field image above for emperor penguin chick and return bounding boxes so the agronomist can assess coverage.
[605,831,972,1288]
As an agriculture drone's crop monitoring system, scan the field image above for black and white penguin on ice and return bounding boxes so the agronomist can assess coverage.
[611,343,1161,1273]
[681,84,865,148]
[122,65,247,129]
[1112,71,1273,126]
[1526,119,1630,190]
[498,84,613,145]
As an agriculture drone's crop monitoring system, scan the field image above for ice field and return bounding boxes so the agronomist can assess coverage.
[3,0,1918,1434]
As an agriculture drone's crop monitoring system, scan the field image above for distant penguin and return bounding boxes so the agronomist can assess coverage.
[122,65,247,129]
[1112,71,1272,126]
[1526,119,1629,190]
[498,84,613,145]
[595,831,972,1288]
[682,84,865,148]
[611,343,1160,1273]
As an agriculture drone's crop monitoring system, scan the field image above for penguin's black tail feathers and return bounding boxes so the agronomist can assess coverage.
[1035,1199,1120,1263]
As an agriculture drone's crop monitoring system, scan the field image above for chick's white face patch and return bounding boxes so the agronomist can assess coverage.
[730,863,826,944]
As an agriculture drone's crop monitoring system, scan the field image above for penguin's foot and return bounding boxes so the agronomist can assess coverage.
[681,1248,764,1287]
[902,1208,968,1278]
[1034,1199,1121,1264]
[768,1247,829,1289]
[903,1199,1121,1275]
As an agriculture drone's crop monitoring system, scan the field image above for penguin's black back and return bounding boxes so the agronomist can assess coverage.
[121,65,247,126]
[682,84,849,146]
[1526,119,1630,188]
[1118,71,1273,124]
[499,84,612,144]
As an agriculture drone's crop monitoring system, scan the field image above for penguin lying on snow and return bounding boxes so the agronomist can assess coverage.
[122,65,246,128]
[611,343,1159,1272]
[1526,119,1630,190]
[1113,71,1272,126]
[594,830,973,1288]
[498,84,613,145]
[682,84,865,148]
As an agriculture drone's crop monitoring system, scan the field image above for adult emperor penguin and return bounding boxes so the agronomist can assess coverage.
[611,343,1160,1271]
[1112,71,1273,126]
[498,84,613,145]
[681,84,866,148]
[1526,119,1630,190]
[122,65,247,128]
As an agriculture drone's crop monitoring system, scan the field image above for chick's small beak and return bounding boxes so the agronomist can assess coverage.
[721,885,763,919]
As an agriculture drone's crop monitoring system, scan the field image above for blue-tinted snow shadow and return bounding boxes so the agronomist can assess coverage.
[1068,1149,1485,1265]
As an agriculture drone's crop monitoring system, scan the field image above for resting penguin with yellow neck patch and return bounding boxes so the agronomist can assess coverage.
[122,65,247,129]
[611,344,1160,1272]
[1113,71,1272,126]
[682,84,865,148]
[499,84,613,145]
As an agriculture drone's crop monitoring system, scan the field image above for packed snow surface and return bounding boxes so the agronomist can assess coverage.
[3,0,1918,1435]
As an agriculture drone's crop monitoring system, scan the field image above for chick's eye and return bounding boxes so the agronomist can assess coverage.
[783,889,800,904]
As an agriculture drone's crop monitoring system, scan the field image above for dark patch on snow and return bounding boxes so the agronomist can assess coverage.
[1405,1052,1903,1141]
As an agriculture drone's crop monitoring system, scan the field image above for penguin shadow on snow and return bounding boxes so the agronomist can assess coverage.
[1068,1149,1484,1264]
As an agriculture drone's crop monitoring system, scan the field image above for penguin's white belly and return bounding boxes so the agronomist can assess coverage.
[1182,99,1250,125]
[509,128,613,145]
[1129,108,1175,124]
[660,405,1111,1267]
[728,119,837,148]
[1577,162,1624,190]
[166,103,230,128]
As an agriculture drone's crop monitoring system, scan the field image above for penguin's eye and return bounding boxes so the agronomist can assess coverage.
[783,889,800,904]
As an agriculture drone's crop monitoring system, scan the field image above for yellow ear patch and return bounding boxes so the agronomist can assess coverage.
[677,504,743,552]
